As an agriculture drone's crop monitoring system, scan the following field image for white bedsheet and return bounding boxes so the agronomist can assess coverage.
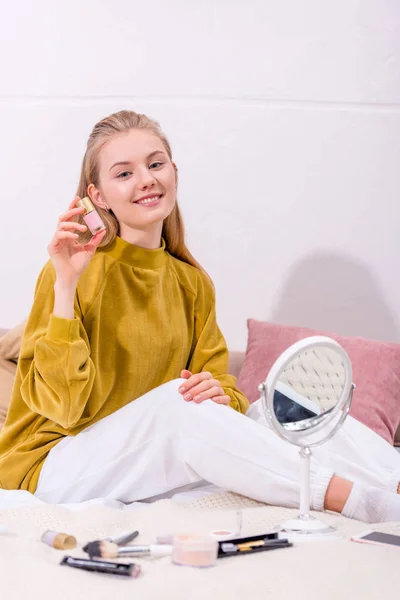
[1,492,400,600]
[0,482,223,514]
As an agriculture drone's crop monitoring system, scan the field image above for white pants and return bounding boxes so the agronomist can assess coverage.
[35,379,400,511]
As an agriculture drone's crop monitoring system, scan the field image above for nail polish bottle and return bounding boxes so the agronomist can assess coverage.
[76,197,106,235]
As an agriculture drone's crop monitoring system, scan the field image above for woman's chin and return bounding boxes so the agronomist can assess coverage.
[118,201,175,232]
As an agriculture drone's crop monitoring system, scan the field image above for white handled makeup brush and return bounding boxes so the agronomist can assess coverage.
[84,540,173,559]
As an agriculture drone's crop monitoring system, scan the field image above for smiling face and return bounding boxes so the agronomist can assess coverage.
[88,128,177,247]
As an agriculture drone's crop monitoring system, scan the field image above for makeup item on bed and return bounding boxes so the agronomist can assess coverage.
[157,532,231,545]
[84,540,173,559]
[41,530,77,550]
[218,534,292,558]
[155,533,174,545]
[60,555,141,578]
[236,509,243,535]
[210,509,244,540]
[172,535,218,568]
[105,530,139,545]
[216,531,279,545]
[210,530,235,541]
[82,531,139,556]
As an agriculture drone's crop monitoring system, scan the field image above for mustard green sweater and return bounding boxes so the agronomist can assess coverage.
[0,236,248,493]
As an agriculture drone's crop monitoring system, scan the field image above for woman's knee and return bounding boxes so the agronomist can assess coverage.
[158,380,221,416]
[246,398,269,427]
[153,380,237,429]
[159,378,186,399]
[150,378,188,411]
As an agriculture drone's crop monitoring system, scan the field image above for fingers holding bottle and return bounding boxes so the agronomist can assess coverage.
[48,196,107,283]
[47,198,87,256]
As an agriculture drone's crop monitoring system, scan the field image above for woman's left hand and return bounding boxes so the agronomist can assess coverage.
[179,370,231,405]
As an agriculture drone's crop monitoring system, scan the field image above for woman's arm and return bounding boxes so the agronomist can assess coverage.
[18,262,96,429]
[182,278,249,414]
[17,197,106,429]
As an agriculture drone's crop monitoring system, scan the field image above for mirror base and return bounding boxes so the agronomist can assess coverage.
[280,517,340,541]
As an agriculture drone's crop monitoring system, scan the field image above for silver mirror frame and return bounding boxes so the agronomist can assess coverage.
[258,335,355,540]
[259,335,353,445]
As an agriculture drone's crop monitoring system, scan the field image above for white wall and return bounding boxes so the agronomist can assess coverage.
[0,0,399,350]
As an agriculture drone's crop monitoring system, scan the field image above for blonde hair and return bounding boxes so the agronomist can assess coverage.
[75,110,205,273]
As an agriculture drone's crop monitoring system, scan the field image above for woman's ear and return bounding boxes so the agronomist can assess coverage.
[87,183,109,210]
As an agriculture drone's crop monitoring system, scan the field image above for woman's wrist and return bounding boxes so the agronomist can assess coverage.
[53,279,78,320]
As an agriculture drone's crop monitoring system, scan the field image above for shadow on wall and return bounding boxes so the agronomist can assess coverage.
[270,252,400,344]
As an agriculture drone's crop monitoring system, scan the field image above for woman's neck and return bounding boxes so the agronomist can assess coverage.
[119,223,163,249]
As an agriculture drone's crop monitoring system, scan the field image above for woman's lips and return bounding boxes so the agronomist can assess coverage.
[135,194,162,207]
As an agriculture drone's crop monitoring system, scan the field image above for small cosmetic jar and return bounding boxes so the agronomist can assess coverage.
[76,197,106,235]
[41,530,77,550]
[172,534,218,568]
[210,529,237,541]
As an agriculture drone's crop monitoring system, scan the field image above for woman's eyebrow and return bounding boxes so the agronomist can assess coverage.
[109,151,167,172]
[109,160,131,172]
[147,150,167,160]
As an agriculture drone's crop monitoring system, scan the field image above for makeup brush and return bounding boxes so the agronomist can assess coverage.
[106,530,139,545]
[82,530,139,557]
[83,540,173,559]
[220,538,291,555]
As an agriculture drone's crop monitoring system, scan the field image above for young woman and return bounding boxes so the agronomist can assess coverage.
[0,110,399,524]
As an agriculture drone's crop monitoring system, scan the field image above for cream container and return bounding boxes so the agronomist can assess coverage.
[172,534,218,568]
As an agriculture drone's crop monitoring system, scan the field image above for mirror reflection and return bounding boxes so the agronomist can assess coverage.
[272,346,345,429]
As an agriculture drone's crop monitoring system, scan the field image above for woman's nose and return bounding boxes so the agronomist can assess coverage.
[136,167,156,189]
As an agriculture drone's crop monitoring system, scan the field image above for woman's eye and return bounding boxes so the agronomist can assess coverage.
[117,171,131,179]
[150,162,163,169]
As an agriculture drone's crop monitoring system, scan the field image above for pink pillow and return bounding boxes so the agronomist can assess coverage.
[237,319,400,445]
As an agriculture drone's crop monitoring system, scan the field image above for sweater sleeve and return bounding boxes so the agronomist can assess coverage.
[18,262,96,429]
[186,276,249,415]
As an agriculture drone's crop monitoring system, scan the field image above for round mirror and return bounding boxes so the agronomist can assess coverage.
[258,336,355,539]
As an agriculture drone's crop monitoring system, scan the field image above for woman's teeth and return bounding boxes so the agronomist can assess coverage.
[137,195,160,205]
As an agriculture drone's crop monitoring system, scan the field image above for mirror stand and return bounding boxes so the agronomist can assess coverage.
[280,446,338,539]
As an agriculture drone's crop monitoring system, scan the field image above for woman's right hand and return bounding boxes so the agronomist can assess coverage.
[48,197,106,286]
